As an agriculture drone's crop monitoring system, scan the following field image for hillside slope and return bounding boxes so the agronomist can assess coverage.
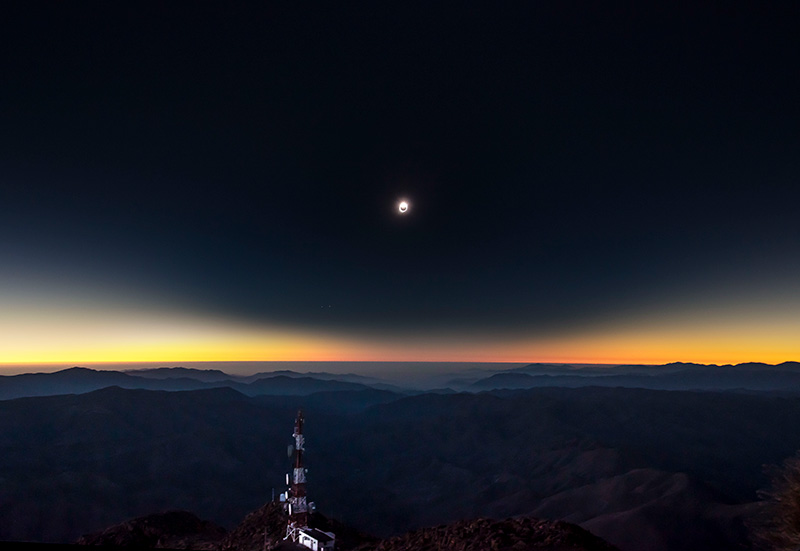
[368,517,618,551]
[2,386,797,550]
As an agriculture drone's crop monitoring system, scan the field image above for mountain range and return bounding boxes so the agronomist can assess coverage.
[0,367,380,401]
[2,377,799,550]
[4,362,800,402]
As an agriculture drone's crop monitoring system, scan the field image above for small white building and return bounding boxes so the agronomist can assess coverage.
[297,527,335,551]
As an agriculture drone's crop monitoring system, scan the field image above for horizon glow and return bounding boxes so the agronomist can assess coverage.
[3,266,799,371]
[2,300,798,370]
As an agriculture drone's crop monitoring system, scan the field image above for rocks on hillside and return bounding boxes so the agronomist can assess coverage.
[217,501,288,551]
[219,501,377,551]
[77,510,226,549]
[363,516,619,551]
[78,503,616,551]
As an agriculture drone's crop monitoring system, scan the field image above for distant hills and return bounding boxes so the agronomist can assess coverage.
[3,362,800,401]
[126,367,391,387]
[457,361,800,392]
[122,367,234,382]
[0,367,383,401]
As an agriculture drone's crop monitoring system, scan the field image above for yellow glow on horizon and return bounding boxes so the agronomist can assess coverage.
[2,295,799,367]
[4,324,798,366]
[488,307,800,365]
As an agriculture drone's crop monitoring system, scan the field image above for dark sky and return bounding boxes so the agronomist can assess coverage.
[1,3,799,363]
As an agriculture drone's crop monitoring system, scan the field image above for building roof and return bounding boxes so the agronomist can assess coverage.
[299,528,334,543]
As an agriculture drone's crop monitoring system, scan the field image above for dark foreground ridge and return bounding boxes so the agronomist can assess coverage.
[218,502,375,551]
[77,511,226,550]
[366,517,619,551]
[69,501,617,551]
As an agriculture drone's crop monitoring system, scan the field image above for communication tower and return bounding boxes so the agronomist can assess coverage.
[281,410,335,550]
[285,410,308,541]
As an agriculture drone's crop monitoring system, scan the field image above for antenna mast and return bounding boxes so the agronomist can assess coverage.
[285,410,308,541]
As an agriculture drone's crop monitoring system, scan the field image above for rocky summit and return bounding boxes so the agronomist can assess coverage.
[79,502,616,551]
[219,501,376,551]
[364,516,619,551]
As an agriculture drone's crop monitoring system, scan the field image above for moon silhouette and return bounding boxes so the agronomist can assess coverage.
[399,201,409,213]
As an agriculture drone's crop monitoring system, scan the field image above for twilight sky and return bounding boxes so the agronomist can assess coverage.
[1,3,799,367]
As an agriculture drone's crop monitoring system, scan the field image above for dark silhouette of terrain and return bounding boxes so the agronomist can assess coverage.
[0,368,377,400]
[367,517,618,551]
[80,501,616,551]
[128,367,394,388]
[77,511,225,549]
[465,362,800,392]
[5,362,800,402]
[530,468,758,551]
[2,384,800,550]
[217,501,376,551]
[748,451,800,550]
[123,368,235,382]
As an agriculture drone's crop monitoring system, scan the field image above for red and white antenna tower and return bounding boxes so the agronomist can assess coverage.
[285,410,308,541]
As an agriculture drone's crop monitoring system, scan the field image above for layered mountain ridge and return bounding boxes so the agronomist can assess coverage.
[4,362,800,402]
